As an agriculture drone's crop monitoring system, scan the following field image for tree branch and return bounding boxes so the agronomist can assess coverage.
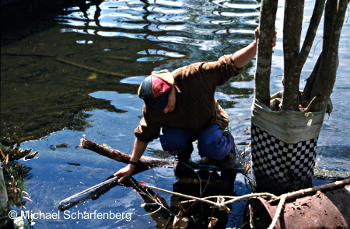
[301,52,323,106]
[79,138,232,173]
[80,138,173,174]
[296,0,326,74]
[269,178,350,204]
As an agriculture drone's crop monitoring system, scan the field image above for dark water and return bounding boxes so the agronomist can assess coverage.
[1,0,349,228]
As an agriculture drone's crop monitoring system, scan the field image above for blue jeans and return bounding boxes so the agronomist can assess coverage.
[159,124,234,161]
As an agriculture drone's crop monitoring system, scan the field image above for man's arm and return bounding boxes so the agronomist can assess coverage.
[114,137,148,182]
[232,29,276,69]
[232,40,257,69]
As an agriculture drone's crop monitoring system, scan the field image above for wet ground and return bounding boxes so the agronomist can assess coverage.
[1,0,349,228]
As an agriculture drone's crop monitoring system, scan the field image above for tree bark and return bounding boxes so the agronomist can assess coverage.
[284,0,326,109]
[254,0,278,107]
[301,53,323,108]
[281,0,305,111]
[295,0,326,74]
[308,0,349,112]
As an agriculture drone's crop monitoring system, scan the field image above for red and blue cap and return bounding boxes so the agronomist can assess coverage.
[138,70,174,113]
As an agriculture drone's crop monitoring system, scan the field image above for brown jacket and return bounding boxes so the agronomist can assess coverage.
[134,54,243,142]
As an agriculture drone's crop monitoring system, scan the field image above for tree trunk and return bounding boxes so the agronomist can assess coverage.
[251,0,349,195]
[301,53,323,108]
[284,0,326,109]
[254,0,278,107]
[307,0,349,112]
[281,0,305,111]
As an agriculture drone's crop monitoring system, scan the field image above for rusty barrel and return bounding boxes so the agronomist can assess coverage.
[243,184,350,229]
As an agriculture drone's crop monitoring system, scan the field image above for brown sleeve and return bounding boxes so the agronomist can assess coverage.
[214,100,229,130]
[201,54,244,86]
[134,107,162,142]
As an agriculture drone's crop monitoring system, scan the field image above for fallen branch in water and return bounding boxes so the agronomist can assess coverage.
[58,175,121,211]
[55,57,125,77]
[58,138,239,212]
[1,52,126,77]
[1,52,55,58]
[80,137,176,175]
[57,174,173,229]
[79,138,237,174]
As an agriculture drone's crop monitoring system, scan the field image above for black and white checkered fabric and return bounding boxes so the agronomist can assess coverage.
[251,125,317,183]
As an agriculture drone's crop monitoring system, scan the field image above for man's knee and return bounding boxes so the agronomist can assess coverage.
[198,125,235,160]
[160,127,194,155]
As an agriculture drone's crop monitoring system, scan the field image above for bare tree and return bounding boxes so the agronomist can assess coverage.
[255,0,348,111]
[252,0,349,194]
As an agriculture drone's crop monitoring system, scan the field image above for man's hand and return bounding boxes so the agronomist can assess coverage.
[255,28,277,47]
[114,164,136,183]
[232,28,277,68]
[114,138,148,183]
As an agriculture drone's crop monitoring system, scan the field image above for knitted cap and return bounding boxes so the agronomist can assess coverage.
[138,70,174,113]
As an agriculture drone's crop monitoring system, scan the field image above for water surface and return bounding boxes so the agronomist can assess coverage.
[1,0,349,228]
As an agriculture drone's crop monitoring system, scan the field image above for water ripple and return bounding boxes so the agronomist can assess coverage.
[56,0,259,53]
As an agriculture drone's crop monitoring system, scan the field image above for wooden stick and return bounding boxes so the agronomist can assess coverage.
[80,138,175,175]
[269,177,350,203]
[57,174,173,226]
[55,57,125,77]
[58,175,121,211]
[1,52,55,58]
[80,138,344,180]
[268,195,286,229]
[79,138,242,173]
[1,52,126,77]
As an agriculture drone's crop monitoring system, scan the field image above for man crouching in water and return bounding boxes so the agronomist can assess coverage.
[114,29,276,189]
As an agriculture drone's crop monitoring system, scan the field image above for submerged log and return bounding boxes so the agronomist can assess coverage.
[58,175,173,229]
[80,138,175,175]
[58,175,121,211]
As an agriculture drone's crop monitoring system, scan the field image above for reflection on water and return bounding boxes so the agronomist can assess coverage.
[1,0,349,228]
[1,0,260,144]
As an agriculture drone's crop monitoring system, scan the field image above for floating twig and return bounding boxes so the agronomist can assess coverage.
[55,57,125,77]
[1,52,126,77]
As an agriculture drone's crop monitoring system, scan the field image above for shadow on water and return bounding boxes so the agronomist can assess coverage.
[1,0,349,228]
[1,0,139,145]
